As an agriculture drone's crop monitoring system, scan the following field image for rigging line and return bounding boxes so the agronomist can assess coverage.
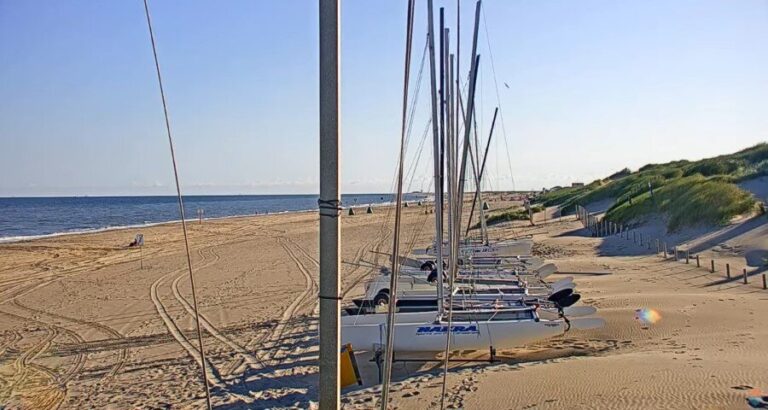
[380,0,416,407]
[442,2,482,403]
[403,178,433,257]
[481,5,516,193]
[405,118,432,193]
[404,39,430,148]
[141,1,212,409]
[374,35,428,270]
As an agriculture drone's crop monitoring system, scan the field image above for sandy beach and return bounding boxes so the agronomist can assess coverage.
[0,200,766,409]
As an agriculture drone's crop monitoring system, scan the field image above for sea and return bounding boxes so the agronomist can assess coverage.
[0,194,427,242]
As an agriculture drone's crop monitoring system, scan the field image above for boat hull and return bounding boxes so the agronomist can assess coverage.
[342,319,566,352]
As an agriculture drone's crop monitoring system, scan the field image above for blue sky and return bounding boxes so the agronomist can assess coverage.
[1,0,766,196]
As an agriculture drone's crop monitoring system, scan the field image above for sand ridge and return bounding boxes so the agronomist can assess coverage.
[0,201,766,409]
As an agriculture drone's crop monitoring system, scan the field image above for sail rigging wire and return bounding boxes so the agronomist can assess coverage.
[380,0,416,407]
[404,119,432,192]
[441,2,482,406]
[141,1,213,409]
[347,35,428,311]
[481,5,517,193]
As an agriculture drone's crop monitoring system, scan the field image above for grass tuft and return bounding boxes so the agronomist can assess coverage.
[534,142,765,230]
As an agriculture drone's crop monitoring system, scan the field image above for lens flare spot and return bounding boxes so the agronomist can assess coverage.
[634,308,661,325]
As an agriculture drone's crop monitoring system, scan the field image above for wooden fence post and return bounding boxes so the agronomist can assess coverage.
[663,242,668,259]
[696,255,700,267]
[685,250,689,264]
[743,268,748,284]
[656,239,660,254]
[726,263,730,279]
[710,259,715,273]
[763,274,766,290]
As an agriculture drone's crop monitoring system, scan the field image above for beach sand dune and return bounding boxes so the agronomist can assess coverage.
[0,200,766,409]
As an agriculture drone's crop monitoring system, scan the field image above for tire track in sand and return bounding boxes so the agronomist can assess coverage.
[148,246,223,388]
[0,315,66,410]
[10,299,128,379]
[250,238,314,368]
[170,270,261,377]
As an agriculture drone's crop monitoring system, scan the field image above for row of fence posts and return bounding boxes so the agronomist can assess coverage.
[573,204,766,290]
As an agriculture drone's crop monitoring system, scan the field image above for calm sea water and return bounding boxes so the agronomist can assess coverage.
[0,194,426,241]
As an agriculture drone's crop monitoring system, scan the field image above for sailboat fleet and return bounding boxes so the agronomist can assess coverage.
[339,0,604,355]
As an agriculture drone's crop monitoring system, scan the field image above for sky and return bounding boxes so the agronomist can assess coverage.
[1,0,767,197]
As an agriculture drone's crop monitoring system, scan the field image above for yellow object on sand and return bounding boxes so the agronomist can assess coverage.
[340,343,363,387]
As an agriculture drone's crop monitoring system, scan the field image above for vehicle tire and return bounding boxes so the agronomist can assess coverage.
[427,270,438,283]
[427,270,447,283]
[373,291,390,306]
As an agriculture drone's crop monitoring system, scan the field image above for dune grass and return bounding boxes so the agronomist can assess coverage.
[474,204,545,228]
[605,175,756,231]
[535,143,766,231]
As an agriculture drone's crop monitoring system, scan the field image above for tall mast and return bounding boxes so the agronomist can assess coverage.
[466,107,498,241]
[318,0,341,407]
[380,0,416,406]
[439,8,451,283]
[427,0,444,311]
[456,1,482,225]
[471,106,488,243]
[456,0,461,144]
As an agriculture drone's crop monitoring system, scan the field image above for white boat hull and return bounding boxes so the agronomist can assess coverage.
[342,304,593,326]
[342,319,567,352]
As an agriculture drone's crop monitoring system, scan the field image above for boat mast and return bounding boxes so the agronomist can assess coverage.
[318,0,341,407]
[427,0,445,311]
[455,1,482,231]
[380,0,416,406]
[466,107,498,241]
[440,8,451,291]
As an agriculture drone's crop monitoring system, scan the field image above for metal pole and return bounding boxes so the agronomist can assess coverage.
[440,9,451,282]
[428,0,443,312]
[426,0,444,313]
[319,0,341,406]
[663,242,667,259]
[381,1,416,407]
[142,2,212,407]
[455,0,482,221]
[465,107,498,239]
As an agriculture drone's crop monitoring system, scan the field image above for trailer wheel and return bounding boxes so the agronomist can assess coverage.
[373,290,390,306]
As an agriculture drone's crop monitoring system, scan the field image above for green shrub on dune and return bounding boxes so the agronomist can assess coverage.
[606,175,755,231]
[478,204,545,227]
[534,142,765,231]
[538,186,587,207]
